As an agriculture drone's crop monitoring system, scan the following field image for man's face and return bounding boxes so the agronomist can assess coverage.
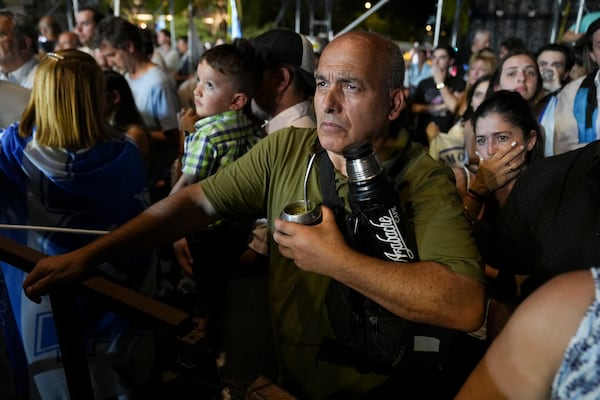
[55,32,78,50]
[314,35,400,154]
[0,15,19,66]
[252,67,281,117]
[176,38,188,54]
[432,49,451,71]
[537,50,568,84]
[157,31,169,46]
[74,10,95,47]
[589,30,600,68]
[472,32,491,53]
[99,42,132,72]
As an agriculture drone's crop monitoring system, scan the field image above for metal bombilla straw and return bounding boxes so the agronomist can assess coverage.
[304,152,318,211]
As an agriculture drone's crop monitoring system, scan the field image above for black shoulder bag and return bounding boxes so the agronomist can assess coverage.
[315,145,461,375]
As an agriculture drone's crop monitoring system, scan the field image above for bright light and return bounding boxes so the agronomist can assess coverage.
[135,13,153,21]
[140,22,147,29]
[425,24,432,32]
[203,17,215,25]
[364,1,372,9]
[165,14,173,21]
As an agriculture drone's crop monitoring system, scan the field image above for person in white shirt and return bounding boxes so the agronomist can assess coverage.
[73,6,108,68]
[535,43,574,156]
[74,6,104,52]
[0,80,29,131]
[157,29,180,75]
[554,17,600,155]
[95,16,181,202]
[0,9,38,89]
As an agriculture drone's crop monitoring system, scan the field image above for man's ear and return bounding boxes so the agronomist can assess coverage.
[21,35,33,52]
[277,66,294,91]
[229,93,248,110]
[126,41,136,54]
[388,88,405,121]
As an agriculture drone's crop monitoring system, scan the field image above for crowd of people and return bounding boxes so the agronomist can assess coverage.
[1,4,600,399]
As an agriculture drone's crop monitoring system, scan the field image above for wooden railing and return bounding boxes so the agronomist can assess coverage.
[0,236,204,399]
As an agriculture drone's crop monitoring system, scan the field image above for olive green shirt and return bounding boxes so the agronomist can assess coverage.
[201,127,483,398]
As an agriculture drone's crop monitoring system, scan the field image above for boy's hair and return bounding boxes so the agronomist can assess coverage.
[200,38,263,97]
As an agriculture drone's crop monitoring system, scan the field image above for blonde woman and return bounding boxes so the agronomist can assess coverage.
[0,49,154,399]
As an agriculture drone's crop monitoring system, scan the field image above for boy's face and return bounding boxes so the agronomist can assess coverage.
[193,60,239,118]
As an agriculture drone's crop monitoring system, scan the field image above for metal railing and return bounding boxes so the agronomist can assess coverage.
[0,236,204,399]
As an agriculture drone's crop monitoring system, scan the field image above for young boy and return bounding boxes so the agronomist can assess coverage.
[171,39,264,194]
[170,39,264,346]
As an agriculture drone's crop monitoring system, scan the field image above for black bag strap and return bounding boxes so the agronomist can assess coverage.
[316,143,358,246]
[316,144,344,212]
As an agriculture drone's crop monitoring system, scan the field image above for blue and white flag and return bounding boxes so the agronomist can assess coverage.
[228,0,243,40]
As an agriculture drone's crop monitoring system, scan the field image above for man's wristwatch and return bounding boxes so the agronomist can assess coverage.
[435,82,445,90]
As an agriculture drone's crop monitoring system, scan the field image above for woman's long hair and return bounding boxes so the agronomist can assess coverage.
[104,70,145,132]
[19,49,109,150]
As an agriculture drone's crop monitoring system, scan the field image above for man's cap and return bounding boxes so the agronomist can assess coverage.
[252,29,316,94]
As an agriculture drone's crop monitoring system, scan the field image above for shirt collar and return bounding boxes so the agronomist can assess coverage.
[264,100,315,134]
[192,109,243,130]
[0,57,38,89]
